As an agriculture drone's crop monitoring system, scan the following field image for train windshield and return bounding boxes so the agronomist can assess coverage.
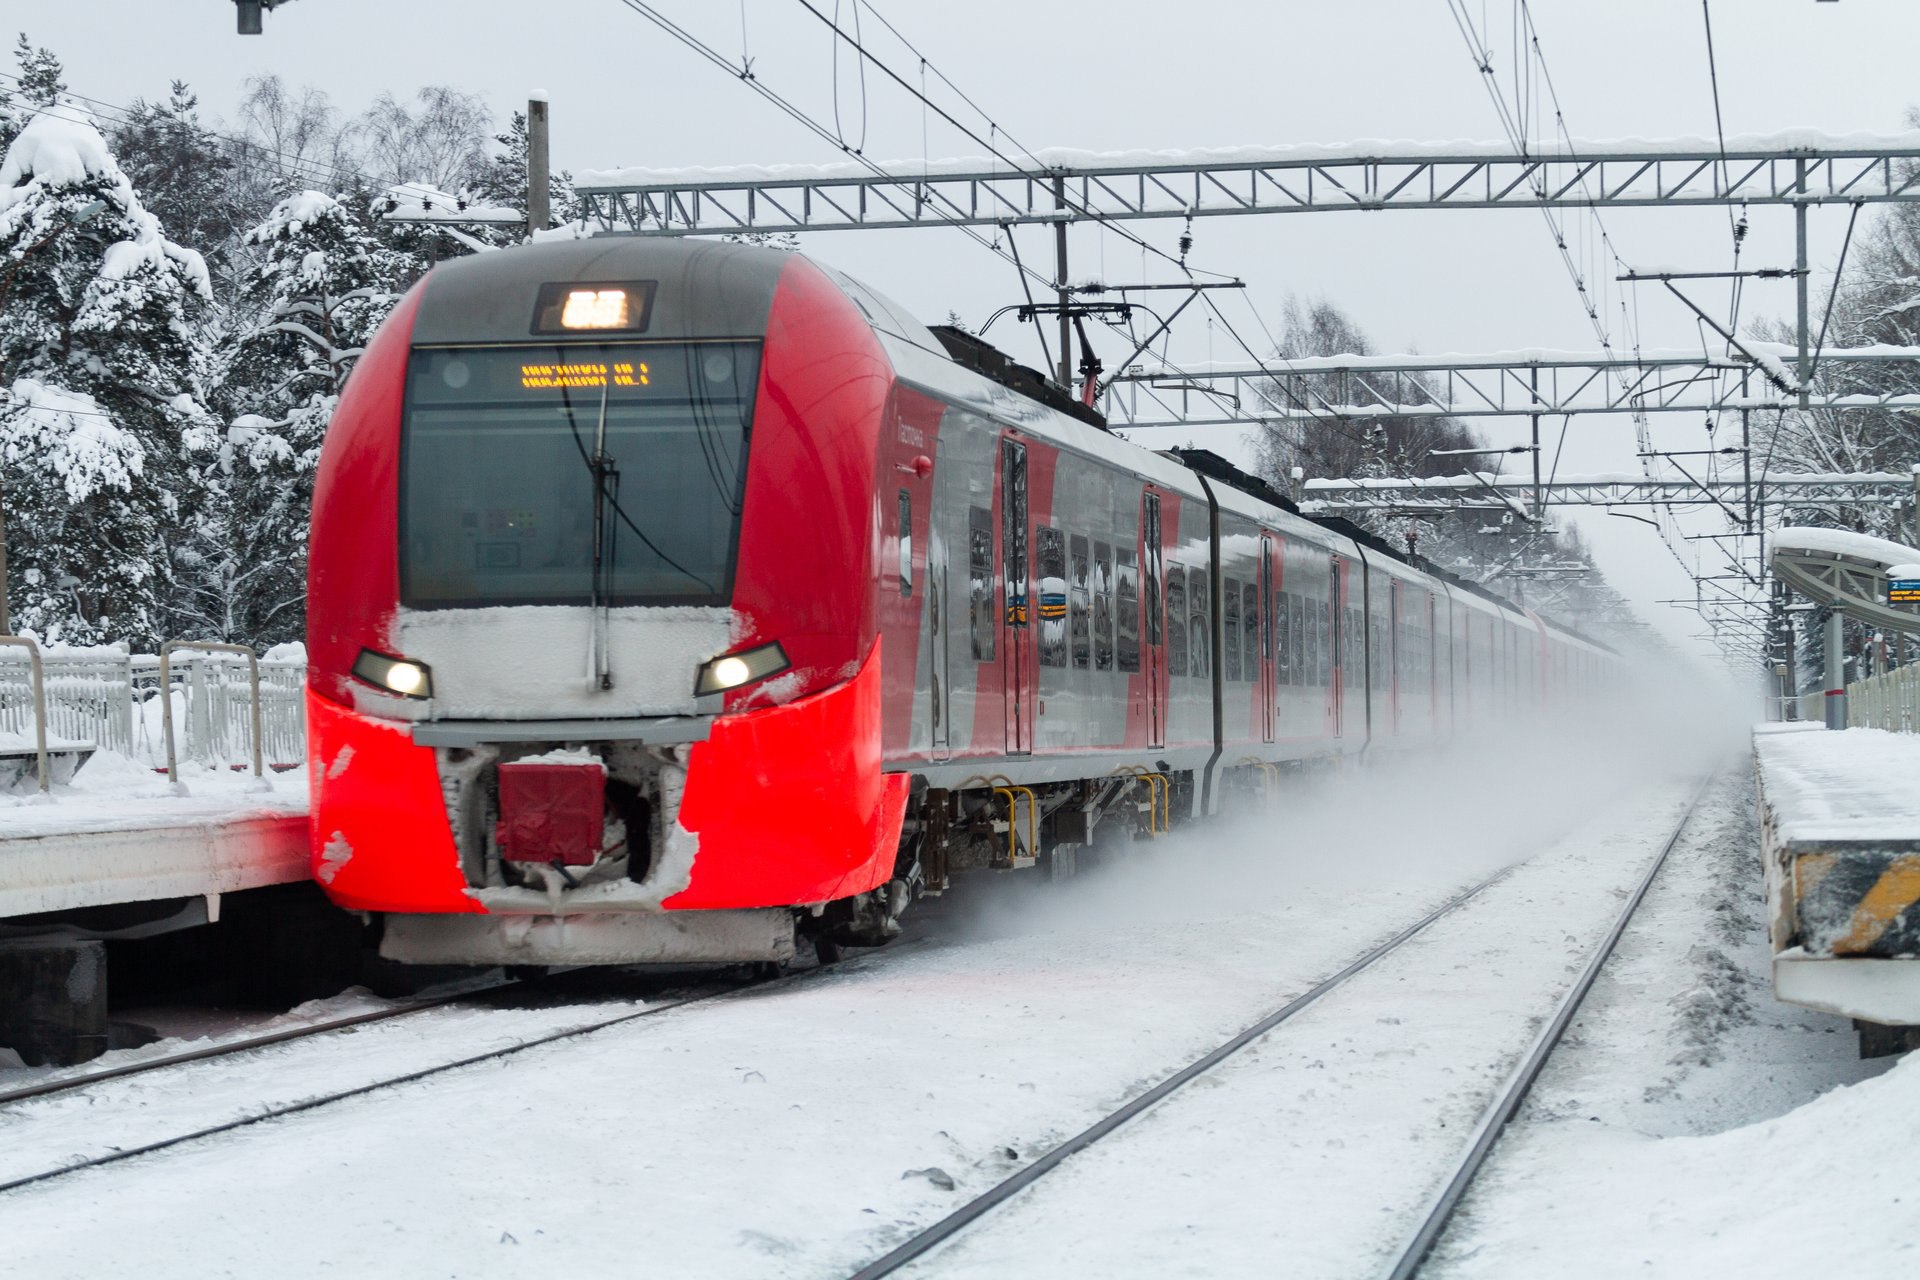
[400,341,759,609]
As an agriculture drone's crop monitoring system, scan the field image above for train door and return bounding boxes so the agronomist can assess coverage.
[1328,554,1344,739]
[928,436,954,762]
[1258,533,1278,743]
[1389,580,1403,736]
[1142,491,1166,749]
[1000,438,1033,756]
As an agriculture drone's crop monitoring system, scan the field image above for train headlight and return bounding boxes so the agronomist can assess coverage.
[695,642,789,696]
[353,649,434,700]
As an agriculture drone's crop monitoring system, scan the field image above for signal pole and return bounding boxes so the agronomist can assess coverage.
[1053,175,1071,387]
[528,95,552,235]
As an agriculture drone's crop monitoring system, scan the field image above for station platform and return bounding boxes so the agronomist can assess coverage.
[0,758,309,925]
[1755,723,1920,1026]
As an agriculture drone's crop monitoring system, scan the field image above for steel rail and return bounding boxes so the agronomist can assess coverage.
[843,862,1525,1280]
[1381,774,1715,1280]
[0,970,796,1197]
[0,979,526,1109]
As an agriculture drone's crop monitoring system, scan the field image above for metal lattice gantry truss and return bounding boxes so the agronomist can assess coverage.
[1105,344,1920,427]
[1299,470,1919,518]
[574,131,1920,235]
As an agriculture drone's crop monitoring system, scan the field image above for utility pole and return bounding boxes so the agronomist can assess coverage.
[1825,606,1848,729]
[1741,408,1753,532]
[1795,158,1811,410]
[1529,366,1542,522]
[0,474,9,634]
[1912,463,1920,548]
[1052,175,1071,388]
[527,94,552,235]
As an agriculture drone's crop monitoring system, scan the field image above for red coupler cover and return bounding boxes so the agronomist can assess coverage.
[497,762,605,865]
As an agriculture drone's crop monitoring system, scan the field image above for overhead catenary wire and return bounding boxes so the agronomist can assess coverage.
[786,0,1377,445]
[616,0,1335,441]
[1442,0,1709,583]
[0,71,370,195]
[1699,1,1747,340]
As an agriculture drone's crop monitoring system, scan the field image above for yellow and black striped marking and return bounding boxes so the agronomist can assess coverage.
[1794,847,1920,957]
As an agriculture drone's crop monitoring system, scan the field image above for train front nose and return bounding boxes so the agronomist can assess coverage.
[393,338,760,721]
[308,247,911,965]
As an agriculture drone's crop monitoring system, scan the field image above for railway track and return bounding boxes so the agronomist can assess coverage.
[845,776,1714,1280]
[0,978,527,1109]
[0,965,800,1198]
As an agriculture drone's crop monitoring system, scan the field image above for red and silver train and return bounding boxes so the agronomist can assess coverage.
[306,237,1613,966]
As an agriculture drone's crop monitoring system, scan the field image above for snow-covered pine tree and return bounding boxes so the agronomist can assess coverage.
[0,109,212,646]
[202,187,410,643]
[12,34,63,109]
[109,82,237,265]
[0,33,65,154]
[0,80,19,156]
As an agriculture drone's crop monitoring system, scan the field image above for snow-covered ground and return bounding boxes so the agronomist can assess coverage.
[0,750,305,839]
[1430,769,1910,1276]
[0,714,1900,1278]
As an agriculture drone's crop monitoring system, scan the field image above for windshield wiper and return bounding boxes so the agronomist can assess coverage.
[588,378,617,690]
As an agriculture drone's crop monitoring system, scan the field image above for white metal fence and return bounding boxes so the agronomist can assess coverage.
[1848,665,1920,733]
[0,645,307,769]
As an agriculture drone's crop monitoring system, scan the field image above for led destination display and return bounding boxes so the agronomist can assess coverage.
[519,361,652,390]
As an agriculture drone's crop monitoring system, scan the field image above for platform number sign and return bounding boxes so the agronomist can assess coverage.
[1891,579,1920,604]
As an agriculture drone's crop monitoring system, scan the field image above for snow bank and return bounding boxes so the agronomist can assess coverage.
[1772,526,1920,570]
[1754,725,1920,845]
[1446,1050,1920,1276]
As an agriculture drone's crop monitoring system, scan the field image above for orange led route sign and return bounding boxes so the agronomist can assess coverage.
[519,361,651,390]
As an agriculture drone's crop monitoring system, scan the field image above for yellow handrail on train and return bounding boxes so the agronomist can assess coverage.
[989,784,1039,866]
[1111,765,1169,836]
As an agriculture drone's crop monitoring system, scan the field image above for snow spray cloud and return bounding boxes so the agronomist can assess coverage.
[947,666,1746,945]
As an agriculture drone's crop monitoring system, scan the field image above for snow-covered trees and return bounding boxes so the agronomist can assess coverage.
[1251,297,1481,484]
[192,190,411,643]
[0,109,211,644]
[0,32,557,649]
[356,86,491,194]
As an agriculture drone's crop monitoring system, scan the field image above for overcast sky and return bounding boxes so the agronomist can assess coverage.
[20,0,1920,672]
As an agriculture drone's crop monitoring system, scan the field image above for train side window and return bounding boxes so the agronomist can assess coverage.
[968,505,995,662]
[1307,594,1320,687]
[1165,566,1189,677]
[1317,599,1331,684]
[1289,595,1305,686]
[897,489,912,597]
[1093,540,1114,671]
[1188,572,1210,680]
[1276,592,1293,684]
[1222,578,1242,682]
[1243,582,1260,683]
[1037,525,1068,668]
[1115,550,1140,673]
[1069,534,1091,670]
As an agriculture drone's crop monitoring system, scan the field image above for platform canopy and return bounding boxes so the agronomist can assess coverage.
[1771,527,1920,634]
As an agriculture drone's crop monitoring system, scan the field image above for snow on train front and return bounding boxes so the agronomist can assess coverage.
[303,238,911,966]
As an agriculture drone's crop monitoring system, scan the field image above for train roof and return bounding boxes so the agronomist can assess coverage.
[410,239,1614,656]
